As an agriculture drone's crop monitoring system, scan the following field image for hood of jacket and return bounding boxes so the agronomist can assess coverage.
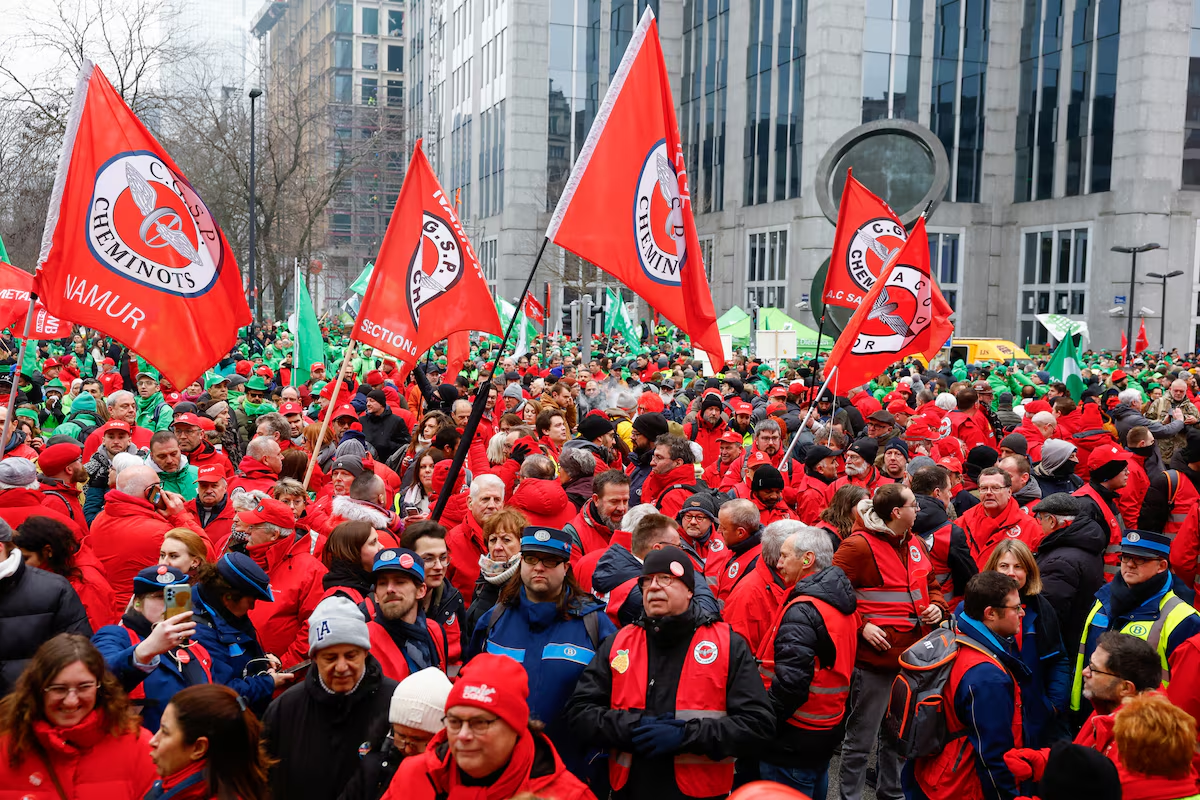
[91,489,160,519]
[149,453,191,477]
[331,494,392,529]
[237,456,277,479]
[789,565,857,616]
[510,478,571,515]
[591,540,641,594]
[912,492,953,535]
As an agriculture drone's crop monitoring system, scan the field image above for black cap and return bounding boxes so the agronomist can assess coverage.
[805,445,836,470]
[848,438,878,463]
[883,439,909,459]
[751,465,785,492]
[1040,742,1120,800]
[641,545,695,591]
[577,413,615,441]
[631,412,669,441]
[368,389,388,405]
[700,393,725,412]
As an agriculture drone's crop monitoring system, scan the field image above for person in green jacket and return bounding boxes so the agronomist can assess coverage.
[146,430,199,501]
[134,371,175,432]
[55,392,104,443]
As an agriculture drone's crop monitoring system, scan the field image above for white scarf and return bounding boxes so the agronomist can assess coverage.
[0,547,22,581]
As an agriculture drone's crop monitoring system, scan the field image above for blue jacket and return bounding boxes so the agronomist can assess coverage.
[189,585,276,714]
[92,620,212,731]
[591,542,720,626]
[467,587,616,778]
[627,449,652,504]
[952,610,1034,800]
[1014,594,1071,747]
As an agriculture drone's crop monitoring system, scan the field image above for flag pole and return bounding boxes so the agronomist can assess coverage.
[2,296,36,449]
[780,364,838,468]
[292,258,300,387]
[430,237,550,522]
[302,340,356,491]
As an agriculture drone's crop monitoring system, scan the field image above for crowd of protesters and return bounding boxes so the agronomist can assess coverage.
[3,321,1200,800]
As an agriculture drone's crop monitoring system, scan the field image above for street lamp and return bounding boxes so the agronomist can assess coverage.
[1111,243,1161,357]
[1145,269,1185,349]
[248,88,263,323]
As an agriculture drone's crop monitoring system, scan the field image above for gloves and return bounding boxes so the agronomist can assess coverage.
[1004,747,1048,783]
[631,716,687,759]
[509,442,531,465]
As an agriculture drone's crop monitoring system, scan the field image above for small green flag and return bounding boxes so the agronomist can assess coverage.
[0,233,9,265]
[605,288,640,346]
[291,277,325,385]
[349,262,374,296]
[1046,333,1086,401]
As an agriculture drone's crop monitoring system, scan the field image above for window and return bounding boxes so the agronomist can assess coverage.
[1066,0,1119,195]
[746,229,789,309]
[862,0,923,123]
[681,0,732,213]
[931,0,989,203]
[362,43,378,70]
[388,9,404,36]
[1185,1,1200,188]
[363,7,379,34]
[333,74,352,104]
[1014,0,1064,202]
[927,230,963,312]
[698,235,715,283]
[1018,225,1089,345]
[335,3,353,33]
[330,213,352,245]
[387,80,403,106]
[334,39,352,69]
[362,78,378,105]
[388,45,403,72]
[479,239,498,294]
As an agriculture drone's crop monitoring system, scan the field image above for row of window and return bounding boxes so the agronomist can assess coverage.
[335,4,404,37]
[333,39,403,72]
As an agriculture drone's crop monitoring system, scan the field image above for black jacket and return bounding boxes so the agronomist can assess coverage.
[0,555,91,695]
[337,734,404,800]
[466,575,503,634]
[426,581,465,646]
[1034,516,1107,651]
[762,566,857,767]
[358,406,409,464]
[566,606,774,800]
[912,494,978,599]
[262,656,399,800]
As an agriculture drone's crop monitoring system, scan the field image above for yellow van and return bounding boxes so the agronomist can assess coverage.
[913,338,1034,367]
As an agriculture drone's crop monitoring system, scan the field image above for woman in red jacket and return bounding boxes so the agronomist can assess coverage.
[147,684,270,800]
[13,516,116,631]
[0,633,156,800]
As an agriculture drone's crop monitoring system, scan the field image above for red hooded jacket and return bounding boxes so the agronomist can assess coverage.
[246,532,327,668]
[508,478,576,531]
[227,456,279,497]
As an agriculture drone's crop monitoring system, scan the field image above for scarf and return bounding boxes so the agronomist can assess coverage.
[1108,570,1170,621]
[240,397,277,417]
[144,759,209,800]
[245,538,275,570]
[0,547,21,581]
[322,560,374,597]
[425,727,538,800]
[479,553,521,586]
[32,709,108,756]
[377,611,440,671]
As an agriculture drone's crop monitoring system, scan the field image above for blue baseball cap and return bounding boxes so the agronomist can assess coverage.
[133,565,189,596]
[520,526,573,559]
[217,552,274,602]
[373,547,425,583]
[1120,530,1171,560]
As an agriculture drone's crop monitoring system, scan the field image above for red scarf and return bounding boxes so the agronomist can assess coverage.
[424,727,537,800]
[32,709,108,756]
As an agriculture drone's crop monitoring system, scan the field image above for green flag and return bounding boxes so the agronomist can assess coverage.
[349,262,374,295]
[0,233,9,265]
[605,289,640,346]
[291,274,324,385]
[1046,333,1086,400]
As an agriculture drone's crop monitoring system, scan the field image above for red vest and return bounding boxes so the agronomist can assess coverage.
[367,618,447,683]
[123,627,214,701]
[922,521,957,605]
[1074,483,1123,581]
[854,531,931,632]
[609,623,735,797]
[1161,471,1200,601]
[756,595,857,729]
[914,637,1023,800]
[602,577,640,626]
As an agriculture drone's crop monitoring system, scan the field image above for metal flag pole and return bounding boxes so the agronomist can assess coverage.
[292,258,300,388]
[430,237,550,522]
[779,364,839,468]
[301,340,356,491]
[1,296,36,449]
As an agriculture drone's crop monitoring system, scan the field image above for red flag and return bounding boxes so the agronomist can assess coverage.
[32,63,250,388]
[1136,318,1151,353]
[1120,331,1128,366]
[0,262,69,339]
[443,331,470,383]
[824,170,907,309]
[523,295,545,328]
[353,141,502,365]
[824,217,953,389]
[544,8,723,367]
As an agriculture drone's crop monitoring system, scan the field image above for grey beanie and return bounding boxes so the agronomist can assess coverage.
[503,383,524,401]
[907,455,937,476]
[308,596,372,656]
[0,518,12,543]
[1039,440,1077,473]
[0,457,37,489]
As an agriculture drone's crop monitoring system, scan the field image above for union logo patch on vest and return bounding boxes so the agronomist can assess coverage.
[693,640,719,665]
[727,562,739,579]
[1005,526,1023,539]
[909,545,923,563]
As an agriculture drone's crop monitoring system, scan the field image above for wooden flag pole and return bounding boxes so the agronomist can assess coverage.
[302,340,356,491]
[1,296,36,449]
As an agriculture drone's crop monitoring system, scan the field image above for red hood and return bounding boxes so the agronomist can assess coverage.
[642,463,698,504]
[0,487,46,508]
[237,456,278,479]
[917,400,946,420]
[1079,402,1106,429]
[510,478,571,515]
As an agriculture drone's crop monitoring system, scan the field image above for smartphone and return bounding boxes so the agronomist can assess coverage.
[284,660,312,675]
[145,484,164,509]
[163,584,193,620]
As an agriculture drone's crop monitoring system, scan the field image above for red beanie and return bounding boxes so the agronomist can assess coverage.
[445,653,529,732]
[38,442,83,476]
[365,370,385,387]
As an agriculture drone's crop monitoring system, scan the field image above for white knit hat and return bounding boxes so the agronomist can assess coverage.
[389,667,453,733]
[308,596,371,656]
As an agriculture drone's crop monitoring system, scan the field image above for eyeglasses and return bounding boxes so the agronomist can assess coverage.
[978,486,1010,494]
[639,573,680,589]
[444,715,500,735]
[421,553,451,566]
[1119,553,1158,566]
[391,731,433,751]
[901,502,920,510]
[522,554,566,569]
[44,681,98,701]
[1084,661,1119,678]
[992,604,1026,615]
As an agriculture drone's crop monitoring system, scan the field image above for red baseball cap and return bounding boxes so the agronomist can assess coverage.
[1087,443,1130,473]
[747,450,772,468]
[365,370,385,386]
[716,429,743,445]
[100,420,132,435]
[237,497,295,528]
[732,401,753,416]
[43,358,59,368]
[279,402,304,416]
[101,357,115,366]
[194,415,216,431]
[172,413,205,429]
[256,366,273,379]
[883,391,905,405]
[887,400,911,416]
[768,386,787,399]
[903,419,936,441]
[310,362,325,371]
[788,382,807,396]
[331,404,358,421]
[1111,370,1128,383]
[937,455,963,473]
[896,382,913,394]
[196,463,225,483]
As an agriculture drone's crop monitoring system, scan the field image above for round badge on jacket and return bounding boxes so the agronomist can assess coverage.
[693,640,718,665]
[909,545,922,563]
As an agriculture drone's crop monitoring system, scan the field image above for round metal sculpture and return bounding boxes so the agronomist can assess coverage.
[814,119,951,226]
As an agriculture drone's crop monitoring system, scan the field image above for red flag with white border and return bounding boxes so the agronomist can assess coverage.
[32,62,250,387]
[0,262,69,340]
[1136,318,1151,353]
[824,170,907,309]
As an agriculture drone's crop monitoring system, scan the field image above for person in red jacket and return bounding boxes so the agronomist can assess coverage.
[723,520,798,654]
[232,493,326,669]
[750,466,799,527]
[171,412,234,478]
[641,434,699,517]
[715,498,766,602]
[1120,426,1154,526]
[14,515,117,631]
[1111,694,1200,800]
[384,652,595,800]
[508,455,576,531]
[90,464,212,617]
[701,429,743,488]
[35,441,89,537]
[830,439,894,496]
[948,387,994,452]
[0,456,87,540]
[1071,403,1117,482]
[445,473,506,601]
[82,390,154,459]
[565,469,631,556]
[227,437,282,497]
[683,392,729,467]
[186,463,236,552]
[958,466,1043,568]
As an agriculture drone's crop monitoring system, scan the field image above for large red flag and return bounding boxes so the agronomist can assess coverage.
[824,217,953,389]
[544,7,723,367]
[824,170,907,309]
[443,331,470,383]
[1136,318,1151,353]
[352,140,501,365]
[1120,331,1128,366]
[32,63,250,388]
[0,262,69,340]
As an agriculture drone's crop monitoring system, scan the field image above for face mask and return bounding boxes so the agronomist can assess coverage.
[1050,459,1078,479]
[1130,444,1156,459]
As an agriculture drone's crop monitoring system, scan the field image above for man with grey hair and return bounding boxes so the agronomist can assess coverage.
[715,498,766,601]
[444,473,506,601]
[558,447,596,511]
[90,464,209,616]
[1032,492,1107,649]
[509,453,575,531]
[254,411,292,445]
[229,436,284,497]
[724,519,803,654]
[1147,379,1200,461]
[1110,386,1189,446]
[756,525,857,796]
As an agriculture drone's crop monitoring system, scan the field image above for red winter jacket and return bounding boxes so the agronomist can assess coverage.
[751,493,799,527]
[0,712,156,800]
[227,456,279,497]
[82,424,153,460]
[246,533,327,668]
[89,492,212,617]
[186,497,236,555]
[566,501,617,556]
[37,478,89,540]
[508,478,576,531]
[1015,414,1047,463]
[0,487,86,542]
[183,440,234,478]
[958,498,1043,570]
[68,542,117,631]
[723,560,789,655]
[640,463,699,518]
[446,512,487,603]
[789,473,832,526]
[683,416,729,467]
